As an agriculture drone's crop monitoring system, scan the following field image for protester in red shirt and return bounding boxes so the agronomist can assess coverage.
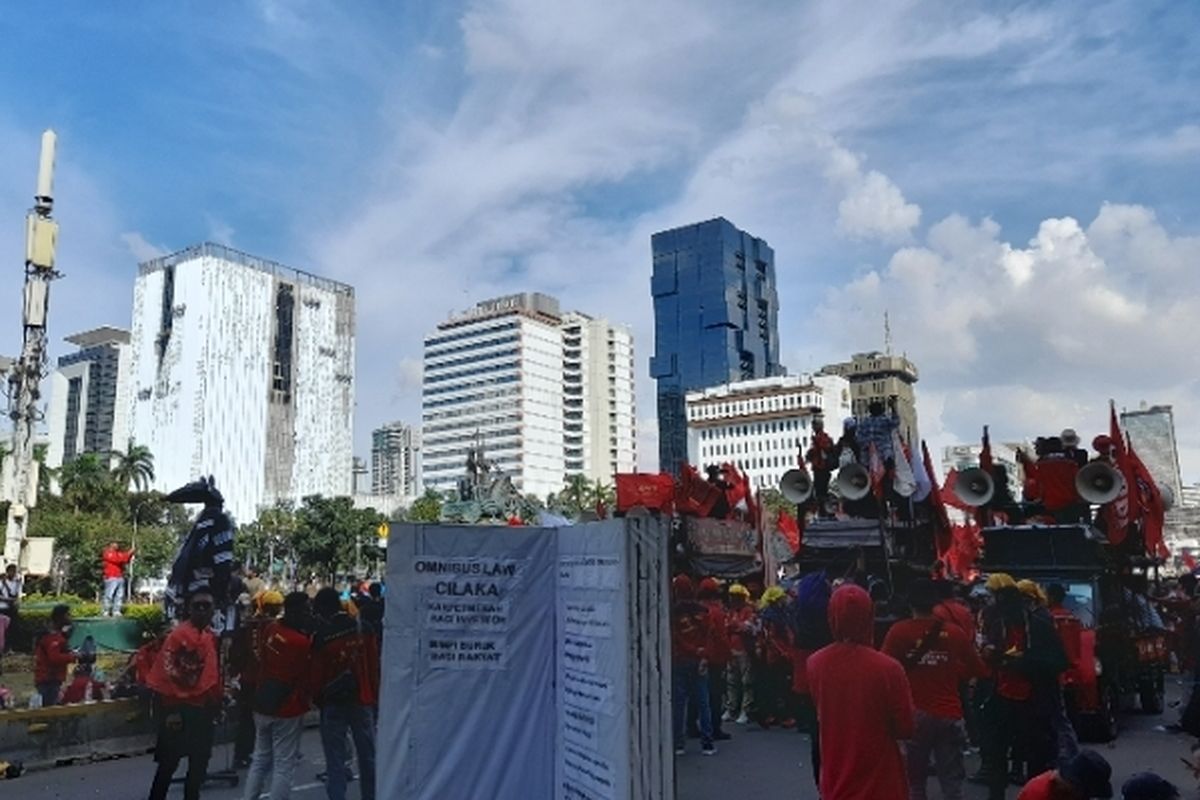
[230,590,283,767]
[671,575,716,755]
[808,583,915,800]
[695,577,732,741]
[147,590,222,800]
[34,604,76,706]
[311,587,379,800]
[883,578,986,800]
[101,541,135,617]
[806,417,837,515]
[243,591,313,800]
[1017,749,1112,799]
[723,583,757,725]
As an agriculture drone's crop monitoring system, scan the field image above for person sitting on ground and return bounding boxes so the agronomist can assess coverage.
[1016,749,1112,800]
[61,663,107,704]
[1121,772,1180,800]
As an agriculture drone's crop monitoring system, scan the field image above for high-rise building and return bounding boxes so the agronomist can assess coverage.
[1120,404,1184,507]
[371,422,422,497]
[651,218,783,474]
[421,293,636,500]
[685,374,851,492]
[561,313,637,483]
[128,243,355,522]
[818,351,920,444]
[45,327,133,469]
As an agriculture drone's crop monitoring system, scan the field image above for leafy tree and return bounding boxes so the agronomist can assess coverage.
[237,500,299,580]
[407,488,444,523]
[59,453,121,514]
[589,480,615,510]
[561,473,591,518]
[293,495,384,583]
[111,440,155,492]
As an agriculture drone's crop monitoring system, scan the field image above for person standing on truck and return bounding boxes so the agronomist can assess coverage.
[883,578,986,800]
[806,417,837,516]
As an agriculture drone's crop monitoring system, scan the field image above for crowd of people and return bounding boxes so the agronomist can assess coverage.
[671,568,1189,800]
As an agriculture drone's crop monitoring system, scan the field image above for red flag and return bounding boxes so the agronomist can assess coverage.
[923,441,954,557]
[941,469,971,511]
[777,509,802,555]
[868,443,886,500]
[722,462,749,514]
[976,426,994,528]
[615,472,675,513]
[675,463,721,516]
[1128,439,1167,558]
[1183,553,1197,573]
[946,523,983,578]
[1104,401,1133,544]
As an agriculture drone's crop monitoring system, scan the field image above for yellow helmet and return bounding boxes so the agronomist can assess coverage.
[758,586,787,609]
[728,583,750,598]
[984,572,1017,592]
[1017,579,1047,605]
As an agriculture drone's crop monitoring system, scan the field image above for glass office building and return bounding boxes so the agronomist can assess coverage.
[650,218,783,474]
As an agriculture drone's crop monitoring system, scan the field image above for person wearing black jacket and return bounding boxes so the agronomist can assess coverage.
[979,582,1069,800]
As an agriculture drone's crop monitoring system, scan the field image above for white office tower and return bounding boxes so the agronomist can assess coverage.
[371,421,422,496]
[561,312,637,483]
[685,373,852,492]
[128,243,355,522]
[45,327,133,469]
[422,294,565,500]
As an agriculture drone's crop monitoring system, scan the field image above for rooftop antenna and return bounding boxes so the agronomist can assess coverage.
[883,310,893,355]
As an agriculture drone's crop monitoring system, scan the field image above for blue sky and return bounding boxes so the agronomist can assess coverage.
[0,0,1197,481]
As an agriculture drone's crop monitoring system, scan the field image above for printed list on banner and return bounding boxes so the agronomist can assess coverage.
[559,555,621,590]
[416,557,526,673]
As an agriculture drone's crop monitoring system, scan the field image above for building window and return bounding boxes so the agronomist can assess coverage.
[271,283,295,403]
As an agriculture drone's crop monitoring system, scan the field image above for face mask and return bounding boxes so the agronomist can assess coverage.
[62,624,73,635]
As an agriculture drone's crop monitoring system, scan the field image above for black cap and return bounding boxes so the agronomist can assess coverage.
[1121,772,1179,800]
[1060,750,1113,798]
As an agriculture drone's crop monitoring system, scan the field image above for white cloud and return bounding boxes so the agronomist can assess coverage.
[815,202,1200,478]
[836,169,921,241]
[120,231,167,263]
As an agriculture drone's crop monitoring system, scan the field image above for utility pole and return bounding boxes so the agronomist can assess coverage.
[3,130,59,568]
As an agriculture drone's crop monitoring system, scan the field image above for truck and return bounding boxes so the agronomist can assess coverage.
[979,523,1170,742]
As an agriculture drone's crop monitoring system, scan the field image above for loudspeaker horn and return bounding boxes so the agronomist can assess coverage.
[836,463,872,501]
[1074,461,1125,505]
[954,467,995,507]
[779,469,813,504]
[1160,483,1175,512]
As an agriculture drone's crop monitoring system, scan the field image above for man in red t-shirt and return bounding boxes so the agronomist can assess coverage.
[696,577,732,741]
[809,584,914,800]
[243,591,313,800]
[884,579,985,800]
[34,604,76,706]
[671,575,716,755]
[806,417,837,515]
[723,583,757,724]
[101,541,135,617]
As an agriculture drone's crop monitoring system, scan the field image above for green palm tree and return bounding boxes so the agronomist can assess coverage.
[111,440,155,492]
[561,473,591,518]
[60,452,114,512]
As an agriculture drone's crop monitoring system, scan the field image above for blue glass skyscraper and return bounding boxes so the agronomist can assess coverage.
[650,218,783,473]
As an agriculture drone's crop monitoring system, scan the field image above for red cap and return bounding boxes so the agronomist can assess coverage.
[672,574,694,598]
[698,577,721,595]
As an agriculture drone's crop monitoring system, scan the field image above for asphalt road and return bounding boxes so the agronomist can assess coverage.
[13,680,1199,799]
[677,678,1199,799]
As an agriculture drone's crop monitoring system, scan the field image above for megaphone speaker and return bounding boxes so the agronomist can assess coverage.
[779,469,813,504]
[954,467,995,507]
[836,463,872,501]
[1075,462,1124,505]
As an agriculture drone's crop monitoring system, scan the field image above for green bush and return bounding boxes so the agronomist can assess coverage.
[122,603,166,633]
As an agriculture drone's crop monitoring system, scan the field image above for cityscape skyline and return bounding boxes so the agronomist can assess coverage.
[0,3,1196,484]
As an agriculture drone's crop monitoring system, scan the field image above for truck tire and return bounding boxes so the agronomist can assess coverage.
[1081,684,1119,743]
[1140,673,1165,715]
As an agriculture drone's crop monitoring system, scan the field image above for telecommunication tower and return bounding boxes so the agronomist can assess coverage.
[3,130,59,566]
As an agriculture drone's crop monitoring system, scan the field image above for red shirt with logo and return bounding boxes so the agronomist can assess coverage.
[882,618,986,719]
